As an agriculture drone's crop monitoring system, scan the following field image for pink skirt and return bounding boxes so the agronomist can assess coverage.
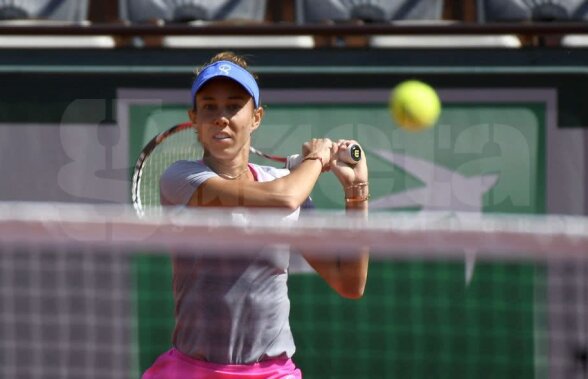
[142,349,302,379]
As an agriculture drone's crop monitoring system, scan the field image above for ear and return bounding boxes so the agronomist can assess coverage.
[188,108,204,144]
[188,108,197,124]
[251,106,264,134]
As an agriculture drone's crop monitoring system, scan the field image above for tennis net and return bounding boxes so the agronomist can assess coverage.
[0,202,587,379]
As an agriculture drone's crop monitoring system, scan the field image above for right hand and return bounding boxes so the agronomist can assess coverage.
[302,138,334,171]
[330,140,368,186]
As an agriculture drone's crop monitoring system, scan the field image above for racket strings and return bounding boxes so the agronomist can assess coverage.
[139,128,202,211]
[133,123,291,215]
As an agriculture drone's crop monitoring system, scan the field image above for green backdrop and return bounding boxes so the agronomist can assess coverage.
[131,98,546,378]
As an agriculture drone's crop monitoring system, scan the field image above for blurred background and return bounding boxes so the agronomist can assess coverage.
[0,0,587,378]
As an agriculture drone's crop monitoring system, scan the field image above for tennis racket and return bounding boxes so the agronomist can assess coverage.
[131,121,362,215]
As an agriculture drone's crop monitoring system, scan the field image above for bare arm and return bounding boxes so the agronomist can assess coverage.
[187,138,332,209]
[303,141,370,299]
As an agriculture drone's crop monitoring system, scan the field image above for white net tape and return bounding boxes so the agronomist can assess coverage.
[0,202,587,260]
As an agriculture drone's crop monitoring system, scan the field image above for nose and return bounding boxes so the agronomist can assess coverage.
[213,113,229,128]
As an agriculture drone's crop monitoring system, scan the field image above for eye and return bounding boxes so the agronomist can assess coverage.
[201,104,216,111]
[228,103,243,112]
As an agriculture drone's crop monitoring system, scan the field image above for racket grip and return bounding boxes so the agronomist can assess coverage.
[286,144,363,170]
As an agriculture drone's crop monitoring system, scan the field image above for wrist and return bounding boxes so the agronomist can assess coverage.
[344,182,369,201]
[345,198,369,210]
[302,155,324,169]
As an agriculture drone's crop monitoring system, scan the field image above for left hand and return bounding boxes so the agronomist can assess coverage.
[330,140,368,187]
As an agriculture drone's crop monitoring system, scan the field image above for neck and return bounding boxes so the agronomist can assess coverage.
[216,165,250,180]
[203,155,250,181]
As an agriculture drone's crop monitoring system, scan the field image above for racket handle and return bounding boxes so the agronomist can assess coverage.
[286,144,363,170]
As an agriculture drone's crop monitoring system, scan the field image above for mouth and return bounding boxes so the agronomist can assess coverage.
[213,132,231,141]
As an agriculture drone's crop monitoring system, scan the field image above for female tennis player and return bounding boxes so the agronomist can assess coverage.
[142,51,369,379]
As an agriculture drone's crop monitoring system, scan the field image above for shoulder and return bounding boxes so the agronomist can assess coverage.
[160,160,217,206]
[161,160,213,182]
[163,159,209,174]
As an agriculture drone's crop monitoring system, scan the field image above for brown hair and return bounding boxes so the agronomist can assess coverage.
[195,51,257,79]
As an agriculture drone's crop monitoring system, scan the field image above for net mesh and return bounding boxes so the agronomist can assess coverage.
[1,202,587,379]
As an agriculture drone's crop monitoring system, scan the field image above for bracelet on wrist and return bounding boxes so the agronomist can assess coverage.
[344,182,369,190]
[345,194,370,203]
[344,181,369,201]
[302,155,324,169]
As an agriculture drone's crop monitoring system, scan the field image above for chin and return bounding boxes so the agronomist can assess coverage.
[207,147,236,160]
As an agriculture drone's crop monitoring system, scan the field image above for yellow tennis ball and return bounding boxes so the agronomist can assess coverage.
[390,80,441,131]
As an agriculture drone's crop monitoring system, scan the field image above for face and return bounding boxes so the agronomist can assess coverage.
[189,77,263,161]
